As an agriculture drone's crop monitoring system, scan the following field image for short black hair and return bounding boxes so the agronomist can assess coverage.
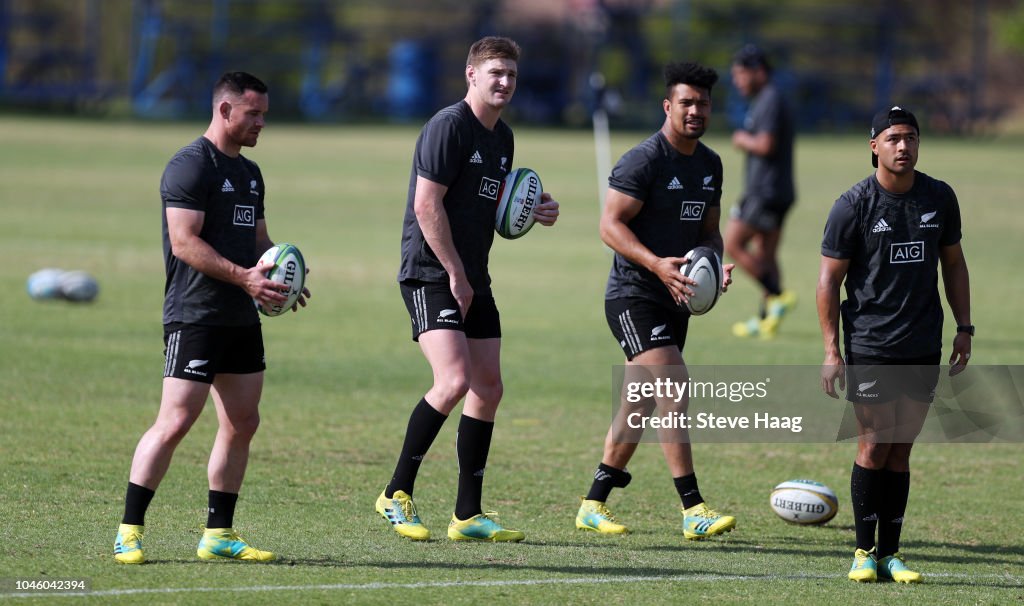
[213,72,268,101]
[664,62,719,95]
[732,44,772,73]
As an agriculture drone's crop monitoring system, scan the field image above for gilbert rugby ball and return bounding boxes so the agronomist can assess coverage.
[770,479,838,525]
[255,243,306,317]
[495,168,542,239]
[678,246,722,315]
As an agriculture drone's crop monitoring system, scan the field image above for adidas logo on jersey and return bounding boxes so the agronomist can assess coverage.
[221,179,235,192]
[872,218,892,233]
[470,150,483,164]
[667,177,683,190]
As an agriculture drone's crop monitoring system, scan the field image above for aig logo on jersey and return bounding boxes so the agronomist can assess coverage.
[680,201,705,221]
[233,205,255,227]
[479,177,500,200]
[890,241,924,264]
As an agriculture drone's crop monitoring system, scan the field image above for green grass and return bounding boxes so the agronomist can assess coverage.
[0,115,1021,604]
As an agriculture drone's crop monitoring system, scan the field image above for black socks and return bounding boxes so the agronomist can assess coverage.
[386,398,448,497]
[454,415,494,520]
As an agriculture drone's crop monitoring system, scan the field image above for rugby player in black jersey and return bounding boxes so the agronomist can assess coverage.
[818,106,972,583]
[574,62,737,540]
[376,36,559,542]
[114,72,309,564]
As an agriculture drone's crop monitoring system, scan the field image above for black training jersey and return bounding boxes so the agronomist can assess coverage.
[605,132,723,308]
[398,100,514,295]
[161,136,266,326]
[822,171,962,358]
[742,82,795,204]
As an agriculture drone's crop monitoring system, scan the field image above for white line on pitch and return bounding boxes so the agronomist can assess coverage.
[2,572,1021,599]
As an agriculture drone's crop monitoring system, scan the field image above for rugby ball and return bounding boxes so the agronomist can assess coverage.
[678,246,722,315]
[495,168,542,239]
[27,268,65,300]
[255,243,306,317]
[58,270,100,302]
[770,479,838,525]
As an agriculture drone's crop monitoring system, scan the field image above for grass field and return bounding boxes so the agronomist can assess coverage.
[0,115,1022,604]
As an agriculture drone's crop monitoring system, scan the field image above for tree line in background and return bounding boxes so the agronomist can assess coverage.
[1,0,1021,133]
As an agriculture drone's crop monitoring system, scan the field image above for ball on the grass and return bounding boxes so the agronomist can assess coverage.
[27,268,65,300]
[770,479,839,525]
[58,270,100,302]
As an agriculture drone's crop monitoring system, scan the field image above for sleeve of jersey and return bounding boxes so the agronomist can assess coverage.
[415,115,463,186]
[607,147,651,201]
[939,183,962,246]
[160,152,208,211]
[821,196,858,259]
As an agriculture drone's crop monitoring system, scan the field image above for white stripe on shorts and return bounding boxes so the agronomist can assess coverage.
[164,329,181,377]
[413,286,427,332]
[619,310,641,356]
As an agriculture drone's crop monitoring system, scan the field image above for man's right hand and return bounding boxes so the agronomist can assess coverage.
[247,258,288,309]
[449,272,474,320]
[652,256,694,307]
[820,352,846,399]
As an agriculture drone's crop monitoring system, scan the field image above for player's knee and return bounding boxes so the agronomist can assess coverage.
[857,442,891,468]
[434,374,471,406]
[885,443,914,469]
[230,411,261,439]
[474,376,503,405]
[153,412,199,445]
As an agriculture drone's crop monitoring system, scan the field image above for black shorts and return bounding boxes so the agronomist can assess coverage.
[606,297,689,361]
[730,195,794,232]
[163,322,266,384]
[400,280,501,341]
[845,351,942,404]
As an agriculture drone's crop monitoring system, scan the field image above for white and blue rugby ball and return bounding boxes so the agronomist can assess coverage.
[770,479,839,525]
[27,268,65,300]
[678,246,722,315]
[495,168,542,239]
[255,243,306,317]
[58,270,100,302]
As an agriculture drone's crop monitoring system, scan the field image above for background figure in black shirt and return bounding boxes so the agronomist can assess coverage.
[575,62,737,540]
[726,45,798,339]
[378,36,559,543]
[114,72,309,565]
[818,106,972,584]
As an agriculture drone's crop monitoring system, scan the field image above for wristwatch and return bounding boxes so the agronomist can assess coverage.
[956,324,975,336]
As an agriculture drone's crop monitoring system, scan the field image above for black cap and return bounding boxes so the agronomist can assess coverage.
[733,44,771,72]
[870,106,919,167]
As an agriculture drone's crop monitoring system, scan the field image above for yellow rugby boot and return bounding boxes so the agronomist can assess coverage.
[848,547,878,582]
[113,523,145,564]
[681,503,736,540]
[576,498,629,534]
[375,489,430,541]
[196,528,274,561]
[448,512,525,542]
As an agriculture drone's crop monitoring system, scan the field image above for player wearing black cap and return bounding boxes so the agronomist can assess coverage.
[726,44,797,339]
[818,106,973,583]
